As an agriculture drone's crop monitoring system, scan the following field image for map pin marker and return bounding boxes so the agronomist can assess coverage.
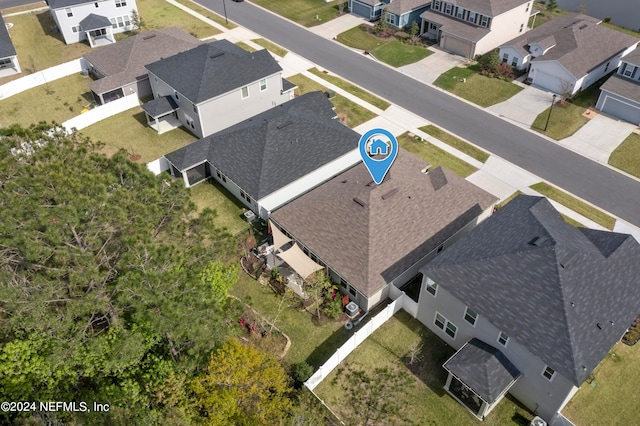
[359,128,398,185]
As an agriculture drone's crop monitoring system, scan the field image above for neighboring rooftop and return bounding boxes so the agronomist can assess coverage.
[84,28,201,96]
[145,39,282,104]
[422,195,640,386]
[621,45,640,67]
[164,91,357,199]
[599,74,640,103]
[384,0,430,16]
[271,150,497,298]
[452,0,530,17]
[420,10,490,42]
[502,13,640,76]
[49,0,96,9]
[0,15,17,59]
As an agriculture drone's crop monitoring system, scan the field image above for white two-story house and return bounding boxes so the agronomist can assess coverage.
[596,46,640,124]
[49,0,138,47]
[142,40,295,139]
[420,0,532,58]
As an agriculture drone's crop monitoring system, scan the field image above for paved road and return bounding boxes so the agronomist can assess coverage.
[199,0,640,226]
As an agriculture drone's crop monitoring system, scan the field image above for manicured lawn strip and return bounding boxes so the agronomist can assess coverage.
[173,0,237,29]
[1,1,47,14]
[136,0,220,39]
[189,180,250,236]
[288,74,376,128]
[561,214,584,228]
[398,132,478,178]
[608,133,640,178]
[419,124,489,163]
[563,343,639,425]
[0,73,93,127]
[314,311,535,425]
[434,65,523,107]
[309,67,390,110]
[251,38,288,57]
[337,25,432,67]
[250,0,342,27]
[235,41,256,52]
[530,182,615,229]
[79,107,197,163]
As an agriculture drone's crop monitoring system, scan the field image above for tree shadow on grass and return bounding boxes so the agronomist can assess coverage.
[36,11,66,44]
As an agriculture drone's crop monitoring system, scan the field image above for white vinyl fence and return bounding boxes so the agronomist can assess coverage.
[0,58,87,100]
[61,94,140,132]
[147,157,171,175]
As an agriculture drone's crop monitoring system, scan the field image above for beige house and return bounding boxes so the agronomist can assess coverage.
[420,0,533,58]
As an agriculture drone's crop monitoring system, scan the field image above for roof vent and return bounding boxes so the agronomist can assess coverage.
[276,121,293,130]
[209,52,224,59]
[529,236,548,246]
[381,188,398,200]
[353,197,367,207]
[578,24,588,30]
[559,251,576,269]
[142,34,156,40]
[596,323,602,330]
[366,181,375,187]
[341,180,348,184]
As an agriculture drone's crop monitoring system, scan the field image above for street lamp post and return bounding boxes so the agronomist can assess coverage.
[544,94,557,132]
[222,0,228,25]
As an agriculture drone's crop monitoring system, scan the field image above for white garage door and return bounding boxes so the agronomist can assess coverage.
[531,70,566,94]
[442,35,472,58]
[602,96,640,125]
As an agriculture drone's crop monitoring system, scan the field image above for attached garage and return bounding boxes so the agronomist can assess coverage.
[531,70,568,94]
[599,94,640,125]
[596,74,640,125]
[441,34,472,58]
[351,0,374,20]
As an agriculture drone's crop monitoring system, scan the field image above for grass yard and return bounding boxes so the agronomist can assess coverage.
[250,0,344,27]
[337,25,432,67]
[79,108,196,163]
[189,180,250,236]
[314,310,535,426]
[251,38,288,57]
[608,133,640,178]
[308,67,390,110]
[434,65,523,107]
[1,2,47,14]
[136,0,221,39]
[419,124,490,163]
[563,343,640,425]
[287,74,376,128]
[235,41,256,52]
[0,73,93,127]
[173,0,237,29]
[530,182,616,229]
[398,132,478,178]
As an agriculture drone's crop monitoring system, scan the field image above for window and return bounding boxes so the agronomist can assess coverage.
[604,62,610,72]
[71,25,82,33]
[446,321,457,338]
[425,277,438,296]
[511,57,518,67]
[430,23,437,31]
[240,191,245,200]
[259,78,267,92]
[0,58,11,67]
[526,2,530,12]
[115,0,127,7]
[464,307,477,326]
[340,278,348,289]
[193,103,198,114]
[467,11,476,23]
[95,2,99,7]
[434,312,457,339]
[456,7,464,19]
[502,53,509,62]
[520,23,524,32]
[349,285,357,297]
[498,331,509,346]
[434,312,446,329]
[445,3,452,15]
[624,65,635,77]
[65,7,73,17]
[433,0,440,11]
[542,366,555,381]
[174,91,179,101]
[110,15,130,29]
[480,16,489,27]
[386,12,394,25]
[241,86,249,99]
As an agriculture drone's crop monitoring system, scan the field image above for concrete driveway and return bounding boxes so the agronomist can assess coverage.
[308,14,367,40]
[488,84,556,128]
[559,114,636,163]
[399,47,465,84]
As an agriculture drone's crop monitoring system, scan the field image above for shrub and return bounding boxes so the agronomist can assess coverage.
[322,297,343,320]
[494,62,517,80]
[477,49,500,72]
[292,362,315,386]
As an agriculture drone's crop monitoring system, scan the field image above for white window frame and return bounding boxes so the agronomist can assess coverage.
[241,86,249,99]
[502,53,509,62]
[445,3,452,15]
[115,0,127,7]
[497,331,509,347]
[259,78,267,92]
[425,277,438,296]
[65,7,73,17]
[434,312,457,339]
[480,15,489,27]
[446,321,457,338]
[71,25,82,33]
[433,0,440,11]
[464,307,477,326]
[434,312,446,330]
[511,57,518,67]
[542,365,556,381]
[456,7,464,19]
[624,65,635,77]
[468,11,476,23]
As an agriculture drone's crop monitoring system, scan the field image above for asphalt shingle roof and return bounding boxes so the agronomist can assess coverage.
[145,40,282,104]
[501,13,639,77]
[0,15,17,59]
[444,338,520,403]
[422,195,640,386]
[49,0,95,8]
[84,28,201,96]
[452,0,529,17]
[164,92,357,199]
[384,0,430,16]
[271,152,497,298]
[79,13,111,31]
[141,95,179,117]
[420,10,490,42]
[622,46,640,67]
[599,73,640,104]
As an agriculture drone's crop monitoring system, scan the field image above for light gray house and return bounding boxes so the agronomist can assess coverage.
[349,0,430,30]
[596,46,640,124]
[49,0,138,47]
[420,0,533,58]
[0,15,21,78]
[163,92,361,219]
[143,40,295,138]
[417,195,640,422]
[270,150,497,311]
[499,13,639,95]
[83,27,201,105]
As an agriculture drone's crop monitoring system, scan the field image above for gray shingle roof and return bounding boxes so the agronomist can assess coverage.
[49,0,95,8]
[164,92,357,199]
[384,0,430,16]
[0,15,17,59]
[599,73,640,104]
[84,28,201,96]
[282,78,296,93]
[501,13,639,77]
[141,95,179,118]
[420,10,490,42]
[453,0,529,17]
[622,46,640,67]
[444,338,521,403]
[79,13,111,31]
[422,195,640,386]
[271,152,497,298]
[145,40,282,104]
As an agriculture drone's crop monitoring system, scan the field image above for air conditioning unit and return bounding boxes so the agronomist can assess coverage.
[345,301,359,318]
[530,416,547,426]
[243,210,256,223]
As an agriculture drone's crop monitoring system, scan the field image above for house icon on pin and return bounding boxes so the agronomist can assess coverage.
[369,138,389,155]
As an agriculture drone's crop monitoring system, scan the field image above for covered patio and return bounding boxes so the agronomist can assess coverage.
[443,338,521,420]
[80,14,115,48]
[141,96,181,134]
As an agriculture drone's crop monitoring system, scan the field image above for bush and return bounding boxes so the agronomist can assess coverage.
[494,62,517,80]
[292,362,315,386]
[322,297,343,320]
[477,49,500,72]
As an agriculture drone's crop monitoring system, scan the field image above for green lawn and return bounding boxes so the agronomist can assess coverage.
[419,124,490,163]
[251,38,288,57]
[563,343,640,426]
[315,311,535,426]
[250,0,344,27]
[235,41,256,52]
[287,74,376,128]
[80,108,197,163]
[530,182,616,230]
[135,0,221,39]
[189,180,250,236]
[398,132,478,178]
[309,67,390,110]
[0,73,93,127]
[337,25,432,67]
[434,65,523,107]
[173,0,237,29]
[608,133,640,178]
